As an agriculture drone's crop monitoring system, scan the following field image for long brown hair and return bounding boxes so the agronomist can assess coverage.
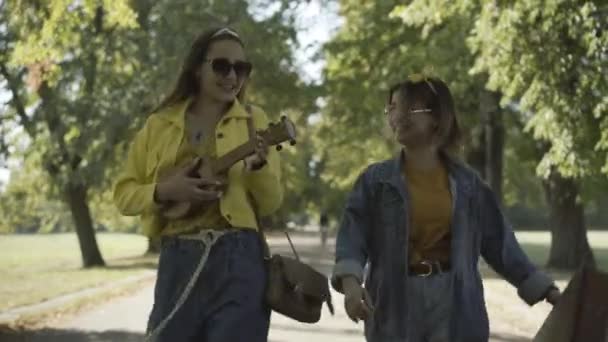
[388,77,462,153]
[153,27,248,113]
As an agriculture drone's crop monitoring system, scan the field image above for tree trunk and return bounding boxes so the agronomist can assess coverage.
[465,125,486,178]
[64,183,105,267]
[146,237,161,255]
[543,170,595,270]
[482,90,504,204]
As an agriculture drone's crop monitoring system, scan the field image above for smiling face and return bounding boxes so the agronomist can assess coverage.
[387,88,438,149]
[197,39,249,104]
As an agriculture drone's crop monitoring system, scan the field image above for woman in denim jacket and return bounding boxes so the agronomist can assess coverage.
[332,76,560,342]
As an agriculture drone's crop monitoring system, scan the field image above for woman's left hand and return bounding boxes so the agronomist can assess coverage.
[545,287,561,306]
[244,133,268,171]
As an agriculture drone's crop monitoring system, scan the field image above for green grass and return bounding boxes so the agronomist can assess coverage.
[515,230,608,271]
[1,231,607,314]
[0,233,153,312]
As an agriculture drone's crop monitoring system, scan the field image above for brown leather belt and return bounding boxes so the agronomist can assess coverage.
[408,260,451,277]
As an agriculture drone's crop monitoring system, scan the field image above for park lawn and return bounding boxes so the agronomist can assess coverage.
[0,233,152,312]
[1,231,607,314]
[515,230,608,271]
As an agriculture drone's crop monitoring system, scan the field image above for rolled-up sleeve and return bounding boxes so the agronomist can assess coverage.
[331,168,374,293]
[479,182,555,305]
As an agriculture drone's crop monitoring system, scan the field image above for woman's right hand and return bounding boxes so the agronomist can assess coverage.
[342,276,374,323]
[155,158,225,203]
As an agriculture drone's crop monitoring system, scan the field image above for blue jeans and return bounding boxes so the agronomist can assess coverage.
[406,272,453,342]
[147,230,270,342]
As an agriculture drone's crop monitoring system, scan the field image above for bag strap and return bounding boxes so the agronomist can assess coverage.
[243,104,300,261]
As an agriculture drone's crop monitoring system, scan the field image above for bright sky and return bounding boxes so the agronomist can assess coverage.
[0,168,8,188]
[293,0,341,83]
[0,1,341,187]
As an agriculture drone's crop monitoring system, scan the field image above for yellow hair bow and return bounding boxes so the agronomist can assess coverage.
[407,66,437,94]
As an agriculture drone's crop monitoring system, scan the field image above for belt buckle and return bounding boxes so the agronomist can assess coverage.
[419,260,433,277]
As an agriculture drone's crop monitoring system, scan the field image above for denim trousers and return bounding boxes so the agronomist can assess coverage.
[405,271,453,342]
[146,229,270,342]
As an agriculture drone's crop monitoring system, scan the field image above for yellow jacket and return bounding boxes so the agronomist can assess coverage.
[113,99,283,237]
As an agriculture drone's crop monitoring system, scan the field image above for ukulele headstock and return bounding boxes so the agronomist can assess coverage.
[260,115,297,151]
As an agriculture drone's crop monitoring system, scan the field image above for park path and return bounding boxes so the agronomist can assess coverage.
[1,234,566,341]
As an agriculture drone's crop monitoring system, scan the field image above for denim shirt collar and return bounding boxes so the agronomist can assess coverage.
[381,149,475,200]
[381,150,408,200]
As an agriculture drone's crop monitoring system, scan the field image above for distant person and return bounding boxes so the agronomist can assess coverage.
[320,211,329,248]
[331,74,561,342]
[113,27,282,341]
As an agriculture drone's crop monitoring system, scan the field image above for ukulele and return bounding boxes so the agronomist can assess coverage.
[159,115,296,219]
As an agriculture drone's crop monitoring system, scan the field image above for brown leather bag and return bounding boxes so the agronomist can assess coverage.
[534,265,608,342]
[243,106,334,323]
[262,230,335,323]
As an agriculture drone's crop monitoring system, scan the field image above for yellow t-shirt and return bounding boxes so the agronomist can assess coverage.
[161,122,230,236]
[404,162,452,264]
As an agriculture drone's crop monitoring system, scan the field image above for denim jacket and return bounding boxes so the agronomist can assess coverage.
[332,152,555,342]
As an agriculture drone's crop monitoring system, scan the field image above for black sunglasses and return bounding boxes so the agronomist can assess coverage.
[205,58,252,78]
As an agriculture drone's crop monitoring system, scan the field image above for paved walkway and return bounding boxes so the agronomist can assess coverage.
[0,235,565,341]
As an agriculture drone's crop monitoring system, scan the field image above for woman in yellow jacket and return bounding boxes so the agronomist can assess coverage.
[113,27,282,342]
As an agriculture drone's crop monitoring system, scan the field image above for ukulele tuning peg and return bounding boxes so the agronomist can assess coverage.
[276,144,283,151]
[290,140,296,146]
